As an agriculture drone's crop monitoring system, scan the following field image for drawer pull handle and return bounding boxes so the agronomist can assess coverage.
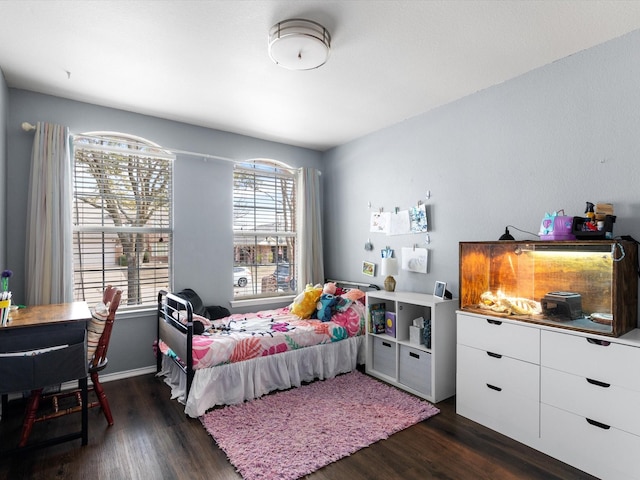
[486,383,502,392]
[409,352,420,359]
[586,378,610,388]
[586,338,611,347]
[586,418,611,430]
[382,341,391,348]
[487,319,502,326]
[487,351,502,359]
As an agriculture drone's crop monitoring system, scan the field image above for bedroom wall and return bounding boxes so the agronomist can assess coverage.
[5,28,640,378]
[6,90,322,374]
[322,29,640,326]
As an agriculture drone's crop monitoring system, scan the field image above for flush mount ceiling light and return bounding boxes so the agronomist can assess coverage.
[268,19,331,70]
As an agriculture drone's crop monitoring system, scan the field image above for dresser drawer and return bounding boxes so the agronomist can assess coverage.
[457,344,540,442]
[457,313,540,363]
[541,329,640,392]
[371,336,396,377]
[541,366,640,436]
[398,345,431,396]
[458,344,539,401]
[541,403,640,480]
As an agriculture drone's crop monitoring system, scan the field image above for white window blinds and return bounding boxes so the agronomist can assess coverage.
[72,134,173,307]
[233,161,297,299]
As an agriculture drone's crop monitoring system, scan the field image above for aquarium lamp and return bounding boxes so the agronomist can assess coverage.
[499,227,515,241]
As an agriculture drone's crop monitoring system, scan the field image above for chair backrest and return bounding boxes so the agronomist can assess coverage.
[91,285,122,369]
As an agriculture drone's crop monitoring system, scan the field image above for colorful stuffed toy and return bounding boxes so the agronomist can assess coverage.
[342,288,365,302]
[323,282,337,295]
[290,284,322,319]
[316,293,338,322]
[333,296,352,313]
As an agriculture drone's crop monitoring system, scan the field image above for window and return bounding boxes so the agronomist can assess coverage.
[233,160,297,299]
[72,133,173,308]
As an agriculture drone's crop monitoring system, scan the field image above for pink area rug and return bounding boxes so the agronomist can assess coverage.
[200,370,439,480]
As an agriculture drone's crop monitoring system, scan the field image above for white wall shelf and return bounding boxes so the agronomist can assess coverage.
[365,291,457,403]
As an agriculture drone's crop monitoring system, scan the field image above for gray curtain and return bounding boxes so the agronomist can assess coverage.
[25,122,74,305]
[296,167,324,287]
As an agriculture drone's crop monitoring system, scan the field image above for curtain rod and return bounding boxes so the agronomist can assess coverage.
[20,121,319,173]
[22,122,237,163]
[164,146,238,164]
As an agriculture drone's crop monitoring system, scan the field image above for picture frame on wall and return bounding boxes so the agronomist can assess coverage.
[434,281,447,299]
[362,261,376,277]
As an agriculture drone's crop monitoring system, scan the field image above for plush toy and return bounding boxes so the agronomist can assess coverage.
[290,284,322,319]
[316,293,338,322]
[323,282,337,295]
[333,296,352,313]
[342,288,365,302]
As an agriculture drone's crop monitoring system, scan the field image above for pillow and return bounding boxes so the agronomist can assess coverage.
[290,284,322,319]
[87,301,109,362]
[172,310,211,335]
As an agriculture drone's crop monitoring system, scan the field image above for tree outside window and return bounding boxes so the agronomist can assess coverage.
[233,160,297,299]
[72,133,173,307]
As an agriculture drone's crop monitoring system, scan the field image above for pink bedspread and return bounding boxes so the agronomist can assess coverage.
[160,302,366,370]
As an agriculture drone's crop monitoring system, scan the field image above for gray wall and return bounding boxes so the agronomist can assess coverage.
[6,90,322,374]
[323,29,640,322]
[4,28,640,376]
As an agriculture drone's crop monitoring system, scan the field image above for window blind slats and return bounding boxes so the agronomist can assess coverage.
[233,161,297,300]
[72,134,173,307]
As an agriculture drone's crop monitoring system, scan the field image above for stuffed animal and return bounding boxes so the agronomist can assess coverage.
[316,293,338,322]
[333,296,352,313]
[342,288,365,302]
[323,282,337,295]
[290,284,322,319]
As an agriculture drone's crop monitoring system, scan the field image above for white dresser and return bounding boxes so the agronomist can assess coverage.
[457,311,640,480]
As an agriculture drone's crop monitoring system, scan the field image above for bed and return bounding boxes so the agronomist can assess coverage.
[156,281,376,417]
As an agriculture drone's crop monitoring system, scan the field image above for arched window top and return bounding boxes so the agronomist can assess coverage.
[238,158,295,175]
[74,131,174,159]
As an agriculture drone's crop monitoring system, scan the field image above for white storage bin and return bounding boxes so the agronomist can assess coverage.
[372,336,396,377]
[398,345,431,396]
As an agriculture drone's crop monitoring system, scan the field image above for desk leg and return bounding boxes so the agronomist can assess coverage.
[80,377,88,446]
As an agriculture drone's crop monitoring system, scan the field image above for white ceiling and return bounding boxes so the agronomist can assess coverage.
[2,1,640,151]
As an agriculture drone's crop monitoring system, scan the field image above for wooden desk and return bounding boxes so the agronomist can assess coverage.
[0,302,91,454]
[4,302,91,329]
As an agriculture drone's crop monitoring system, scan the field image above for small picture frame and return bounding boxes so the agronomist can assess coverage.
[362,261,376,277]
[434,281,447,299]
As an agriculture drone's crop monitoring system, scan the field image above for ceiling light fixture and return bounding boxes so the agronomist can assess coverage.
[268,19,331,70]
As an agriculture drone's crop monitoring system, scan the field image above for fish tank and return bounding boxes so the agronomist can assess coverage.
[459,240,638,337]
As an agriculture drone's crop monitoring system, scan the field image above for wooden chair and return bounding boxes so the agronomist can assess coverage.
[19,286,122,447]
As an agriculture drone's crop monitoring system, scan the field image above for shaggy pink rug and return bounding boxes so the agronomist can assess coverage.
[200,370,439,480]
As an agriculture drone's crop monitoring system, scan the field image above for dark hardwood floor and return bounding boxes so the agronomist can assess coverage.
[0,373,596,480]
